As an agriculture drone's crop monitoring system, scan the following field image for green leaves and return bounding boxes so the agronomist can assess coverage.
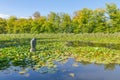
[0,3,120,34]
[1,33,120,71]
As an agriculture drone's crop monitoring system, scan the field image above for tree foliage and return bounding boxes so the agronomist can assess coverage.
[0,3,120,34]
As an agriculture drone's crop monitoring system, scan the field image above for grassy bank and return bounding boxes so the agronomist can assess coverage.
[0,33,120,70]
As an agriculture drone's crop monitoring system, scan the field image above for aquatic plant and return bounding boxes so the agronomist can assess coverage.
[0,33,120,71]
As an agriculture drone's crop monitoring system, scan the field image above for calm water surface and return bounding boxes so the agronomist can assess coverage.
[0,58,120,80]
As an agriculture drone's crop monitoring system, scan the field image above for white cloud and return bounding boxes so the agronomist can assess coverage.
[0,14,32,19]
[0,14,9,18]
[19,16,30,19]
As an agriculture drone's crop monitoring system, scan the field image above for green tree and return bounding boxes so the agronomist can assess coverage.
[31,16,46,33]
[13,18,31,33]
[60,13,73,33]
[106,3,120,33]
[6,16,17,33]
[0,18,7,33]
[46,12,60,33]
[91,8,106,32]
[73,8,93,33]
[41,21,54,33]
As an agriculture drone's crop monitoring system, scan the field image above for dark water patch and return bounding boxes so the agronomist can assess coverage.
[0,58,120,80]
[66,41,120,50]
[0,38,31,48]
[0,38,57,48]
[37,40,62,44]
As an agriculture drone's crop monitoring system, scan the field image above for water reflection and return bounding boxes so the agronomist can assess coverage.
[80,61,116,71]
[66,41,120,50]
[104,63,116,70]
[0,38,57,48]
[0,58,120,80]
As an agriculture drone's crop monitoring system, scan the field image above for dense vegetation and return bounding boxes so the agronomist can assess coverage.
[0,3,120,34]
[0,33,120,71]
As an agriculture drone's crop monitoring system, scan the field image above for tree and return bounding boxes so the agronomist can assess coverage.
[91,8,106,32]
[1,3,120,34]
[33,11,41,19]
[13,18,31,33]
[59,13,73,33]
[73,8,93,33]
[6,16,17,33]
[106,3,120,33]
[31,16,46,33]
[46,12,60,33]
[0,18,7,33]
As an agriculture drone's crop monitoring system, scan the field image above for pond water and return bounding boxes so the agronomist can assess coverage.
[0,58,120,80]
[66,41,120,50]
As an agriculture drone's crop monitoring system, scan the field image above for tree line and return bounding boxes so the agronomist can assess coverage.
[0,3,120,34]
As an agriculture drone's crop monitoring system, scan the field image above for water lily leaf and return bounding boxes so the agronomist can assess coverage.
[72,63,79,67]
[19,70,27,75]
[69,73,75,78]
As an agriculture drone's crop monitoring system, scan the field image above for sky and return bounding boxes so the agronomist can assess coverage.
[0,0,120,18]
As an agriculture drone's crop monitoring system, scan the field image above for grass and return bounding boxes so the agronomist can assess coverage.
[0,33,120,70]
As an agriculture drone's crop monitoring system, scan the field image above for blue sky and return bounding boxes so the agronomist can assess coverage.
[0,0,120,18]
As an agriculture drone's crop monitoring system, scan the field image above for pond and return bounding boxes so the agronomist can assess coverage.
[0,58,120,80]
[66,41,120,50]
